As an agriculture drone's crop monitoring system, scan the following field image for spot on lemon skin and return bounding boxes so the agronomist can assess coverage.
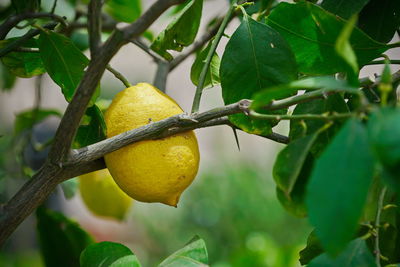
[104,83,200,207]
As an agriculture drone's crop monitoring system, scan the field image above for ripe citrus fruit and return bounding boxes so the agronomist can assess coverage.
[104,83,200,207]
[79,169,132,220]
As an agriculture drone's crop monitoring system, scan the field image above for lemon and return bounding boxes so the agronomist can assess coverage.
[79,169,132,220]
[104,83,200,207]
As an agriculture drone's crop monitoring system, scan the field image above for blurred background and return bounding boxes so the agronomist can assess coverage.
[0,0,399,266]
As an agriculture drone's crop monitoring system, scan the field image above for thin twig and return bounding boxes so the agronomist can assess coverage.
[153,61,170,92]
[131,38,165,62]
[191,1,237,113]
[106,65,131,87]
[249,110,354,121]
[88,0,102,57]
[0,13,67,40]
[366,60,400,65]
[374,187,387,267]
[50,0,58,14]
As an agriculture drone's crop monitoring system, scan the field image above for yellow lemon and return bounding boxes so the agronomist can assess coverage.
[79,169,132,220]
[104,83,200,207]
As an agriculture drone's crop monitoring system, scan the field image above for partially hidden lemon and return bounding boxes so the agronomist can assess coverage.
[79,169,132,220]
[104,83,200,207]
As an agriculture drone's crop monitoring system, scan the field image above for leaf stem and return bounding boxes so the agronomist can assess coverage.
[191,1,237,113]
[106,65,131,88]
[374,186,387,267]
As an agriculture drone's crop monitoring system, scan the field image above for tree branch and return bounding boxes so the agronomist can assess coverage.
[153,60,170,92]
[0,12,67,40]
[88,0,103,57]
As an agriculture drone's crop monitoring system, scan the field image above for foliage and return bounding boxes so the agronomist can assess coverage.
[0,0,400,266]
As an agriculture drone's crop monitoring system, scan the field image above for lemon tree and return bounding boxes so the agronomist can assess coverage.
[0,0,400,266]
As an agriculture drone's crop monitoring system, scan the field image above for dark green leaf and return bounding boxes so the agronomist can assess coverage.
[190,42,220,88]
[0,38,46,78]
[321,0,369,19]
[61,178,78,200]
[37,207,94,267]
[290,94,349,157]
[38,31,99,105]
[358,0,400,43]
[251,76,357,109]
[266,2,388,74]
[159,236,208,266]
[150,0,203,60]
[273,133,318,196]
[220,14,297,136]
[105,0,142,23]
[308,239,375,267]
[0,61,16,90]
[306,119,375,255]
[14,109,61,135]
[74,104,106,148]
[368,108,400,168]
[11,0,40,13]
[80,241,141,267]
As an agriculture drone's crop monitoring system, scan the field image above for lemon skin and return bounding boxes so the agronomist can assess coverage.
[104,83,200,207]
[79,169,132,220]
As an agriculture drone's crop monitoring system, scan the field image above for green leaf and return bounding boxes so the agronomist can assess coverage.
[289,94,349,157]
[61,178,78,199]
[358,0,400,43]
[14,109,61,135]
[368,108,400,168]
[266,2,388,74]
[80,241,141,267]
[220,14,297,136]
[308,239,375,267]
[321,0,369,19]
[0,38,46,78]
[38,31,98,105]
[159,236,208,266]
[150,0,203,60]
[37,207,94,267]
[11,0,40,13]
[105,0,142,23]
[251,76,357,109]
[73,104,106,148]
[190,42,220,88]
[0,61,16,91]
[335,15,359,80]
[70,31,89,51]
[306,119,375,255]
[273,133,318,196]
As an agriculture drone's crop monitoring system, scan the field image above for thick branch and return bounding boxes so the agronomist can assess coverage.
[0,12,67,40]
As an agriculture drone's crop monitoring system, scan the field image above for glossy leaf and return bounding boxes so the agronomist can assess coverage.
[190,42,220,88]
[38,31,98,105]
[266,2,388,74]
[80,241,141,267]
[308,239,375,267]
[321,0,369,19]
[37,207,94,267]
[358,0,400,43]
[220,14,297,136]
[306,119,375,255]
[159,236,208,266]
[251,76,357,109]
[0,38,46,78]
[14,109,61,135]
[105,0,141,23]
[73,104,106,148]
[151,0,203,60]
[273,133,318,196]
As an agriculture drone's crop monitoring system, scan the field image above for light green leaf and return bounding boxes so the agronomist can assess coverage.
[190,42,220,88]
[61,178,78,200]
[151,0,203,60]
[105,0,141,23]
[220,14,297,136]
[306,119,375,255]
[159,236,208,266]
[0,38,46,78]
[38,31,99,105]
[80,241,141,267]
[266,2,388,74]
[37,207,94,267]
